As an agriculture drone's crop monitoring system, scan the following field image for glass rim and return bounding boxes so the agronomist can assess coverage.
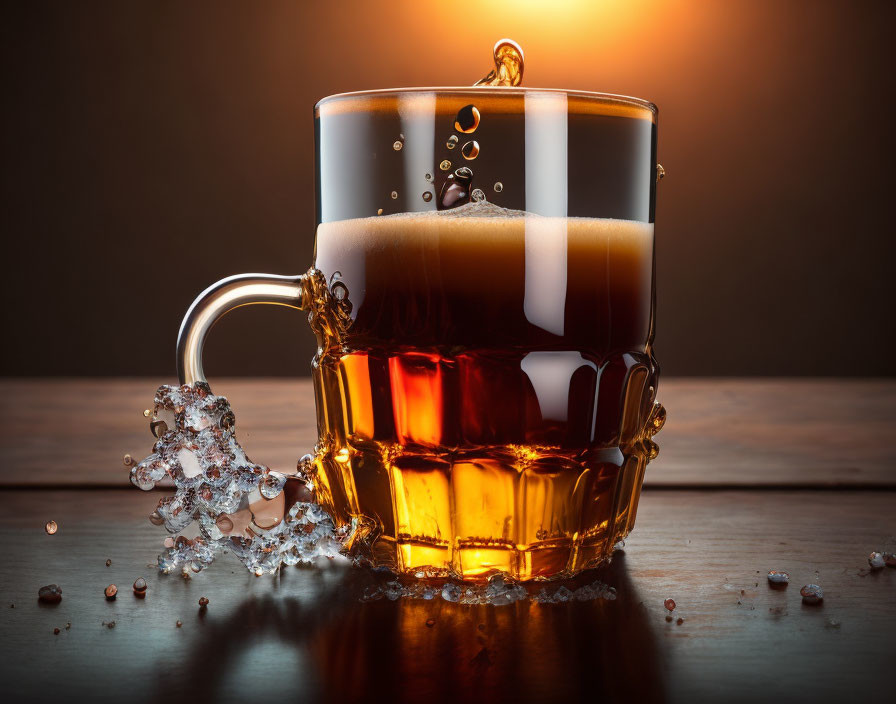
[315,86,657,117]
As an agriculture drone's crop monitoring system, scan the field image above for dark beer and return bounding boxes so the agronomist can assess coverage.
[309,202,661,580]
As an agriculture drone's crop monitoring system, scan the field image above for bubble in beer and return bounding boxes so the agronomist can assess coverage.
[461,140,480,160]
[390,191,398,200]
[493,182,503,192]
[656,164,665,182]
[446,135,458,150]
[45,521,58,535]
[439,160,452,171]
[471,188,485,202]
[393,140,403,151]
[474,38,524,87]
[422,192,433,202]
[454,105,480,134]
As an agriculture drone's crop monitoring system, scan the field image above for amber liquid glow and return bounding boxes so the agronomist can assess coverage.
[310,208,659,580]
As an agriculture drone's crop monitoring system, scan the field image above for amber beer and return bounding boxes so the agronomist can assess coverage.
[309,203,661,580]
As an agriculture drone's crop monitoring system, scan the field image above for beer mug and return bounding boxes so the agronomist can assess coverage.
[177,88,664,581]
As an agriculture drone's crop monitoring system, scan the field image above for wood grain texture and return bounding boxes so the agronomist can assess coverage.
[1,378,893,488]
[1,489,893,703]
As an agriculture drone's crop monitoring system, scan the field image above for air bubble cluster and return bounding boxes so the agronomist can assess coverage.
[129,383,342,576]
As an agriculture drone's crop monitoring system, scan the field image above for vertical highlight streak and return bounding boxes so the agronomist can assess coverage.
[399,93,437,211]
[524,92,568,336]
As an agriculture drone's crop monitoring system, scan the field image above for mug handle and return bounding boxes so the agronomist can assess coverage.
[176,273,308,385]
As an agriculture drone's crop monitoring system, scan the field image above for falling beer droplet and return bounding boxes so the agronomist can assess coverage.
[390,191,398,200]
[45,521,58,535]
[439,160,452,171]
[493,182,503,193]
[454,105,480,134]
[656,164,665,182]
[393,140,403,151]
[446,135,458,150]
[474,38,525,87]
[422,192,433,202]
[461,141,480,160]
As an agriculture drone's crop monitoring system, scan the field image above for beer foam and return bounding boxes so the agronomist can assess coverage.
[316,201,654,253]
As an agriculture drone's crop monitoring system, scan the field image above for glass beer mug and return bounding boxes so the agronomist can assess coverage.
[177,88,664,581]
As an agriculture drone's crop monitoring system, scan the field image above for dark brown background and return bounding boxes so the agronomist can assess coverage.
[2,0,893,377]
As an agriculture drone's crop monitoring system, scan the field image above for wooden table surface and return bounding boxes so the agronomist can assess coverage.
[1,378,894,703]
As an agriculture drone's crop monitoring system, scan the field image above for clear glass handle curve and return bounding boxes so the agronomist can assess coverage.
[176,273,308,385]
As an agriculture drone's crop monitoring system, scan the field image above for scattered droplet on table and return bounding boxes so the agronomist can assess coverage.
[664,598,676,612]
[38,585,62,604]
[767,570,790,586]
[105,559,111,567]
[133,577,147,597]
[176,620,182,628]
[800,584,823,605]
[198,597,209,607]
[104,584,118,600]
[868,552,885,570]
[53,627,60,635]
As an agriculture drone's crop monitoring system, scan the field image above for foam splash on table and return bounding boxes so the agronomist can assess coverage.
[129,383,343,577]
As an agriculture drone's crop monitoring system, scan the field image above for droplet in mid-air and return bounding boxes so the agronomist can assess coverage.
[475,38,524,87]
[493,182,503,193]
[424,172,433,182]
[376,208,383,215]
[471,188,485,202]
[390,191,398,200]
[461,141,480,160]
[439,159,452,171]
[454,105,480,134]
[446,135,458,150]
[422,192,433,202]
[45,521,58,535]
[656,164,665,182]
[122,454,134,467]
[393,139,403,151]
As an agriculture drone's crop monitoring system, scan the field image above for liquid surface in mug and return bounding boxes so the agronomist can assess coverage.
[310,202,660,580]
